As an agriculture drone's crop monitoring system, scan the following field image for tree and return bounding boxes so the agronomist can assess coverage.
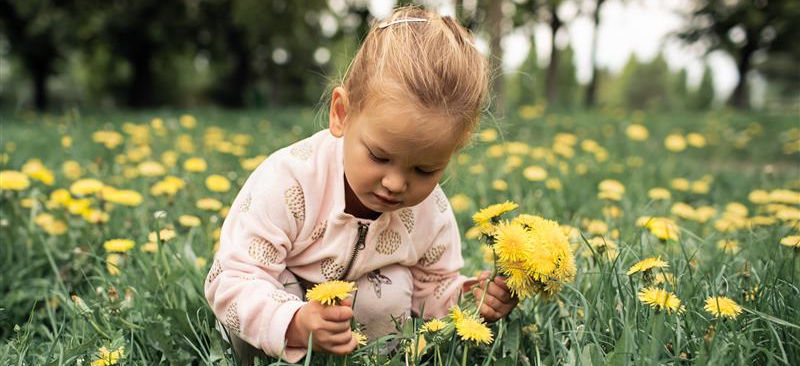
[583,0,605,108]
[689,64,715,110]
[678,0,800,108]
[0,0,75,110]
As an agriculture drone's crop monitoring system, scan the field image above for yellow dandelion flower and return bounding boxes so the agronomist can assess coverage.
[148,228,176,243]
[0,170,31,191]
[472,201,518,228]
[493,221,532,263]
[455,315,493,345]
[717,240,740,254]
[196,197,223,211]
[479,128,498,142]
[670,178,690,191]
[137,161,166,177]
[179,114,197,129]
[205,174,231,192]
[638,287,684,314]
[103,189,143,206]
[598,179,625,196]
[91,346,124,366]
[421,318,448,333]
[492,179,508,191]
[106,254,122,276]
[241,155,268,171]
[306,281,357,306]
[627,257,669,275]
[179,215,201,227]
[704,296,743,319]
[523,165,548,181]
[585,219,608,235]
[686,133,706,148]
[352,330,368,346]
[22,159,55,185]
[183,157,207,172]
[664,134,687,152]
[748,190,770,204]
[780,235,800,248]
[626,124,649,141]
[141,242,158,252]
[62,160,82,180]
[449,305,465,323]
[643,217,680,241]
[449,194,472,213]
[70,178,104,196]
[104,239,135,253]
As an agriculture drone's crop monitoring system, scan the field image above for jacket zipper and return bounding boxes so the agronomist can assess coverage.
[341,221,369,280]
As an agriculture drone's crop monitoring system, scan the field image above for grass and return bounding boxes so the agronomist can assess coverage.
[1,106,798,365]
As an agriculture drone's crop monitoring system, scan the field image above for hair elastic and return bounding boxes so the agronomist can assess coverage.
[377,17,428,29]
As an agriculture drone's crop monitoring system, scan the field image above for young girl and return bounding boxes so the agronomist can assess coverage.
[205,6,518,364]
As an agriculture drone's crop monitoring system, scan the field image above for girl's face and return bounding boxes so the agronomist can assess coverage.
[329,87,460,218]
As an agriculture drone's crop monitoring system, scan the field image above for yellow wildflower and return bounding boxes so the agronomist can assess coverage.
[22,159,55,185]
[780,235,800,248]
[472,201,518,229]
[421,318,448,333]
[449,194,472,213]
[648,187,671,200]
[352,330,368,346]
[179,215,201,227]
[91,346,125,366]
[627,257,668,275]
[70,178,104,196]
[183,157,207,172]
[664,134,687,152]
[638,287,684,314]
[0,170,30,190]
[523,165,548,181]
[197,198,223,211]
[104,239,135,253]
[106,254,122,276]
[455,314,493,345]
[306,281,357,306]
[704,296,743,319]
[205,174,231,192]
[626,124,649,141]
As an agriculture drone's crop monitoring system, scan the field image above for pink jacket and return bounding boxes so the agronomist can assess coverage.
[204,129,467,362]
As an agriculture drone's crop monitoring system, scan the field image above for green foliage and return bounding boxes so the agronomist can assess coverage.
[1,108,799,365]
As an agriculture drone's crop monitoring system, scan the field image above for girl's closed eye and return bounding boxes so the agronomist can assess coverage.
[367,148,389,163]
[415,167,436,176]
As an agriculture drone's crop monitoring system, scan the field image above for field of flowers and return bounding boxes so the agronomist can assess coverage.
[1,107,799,365]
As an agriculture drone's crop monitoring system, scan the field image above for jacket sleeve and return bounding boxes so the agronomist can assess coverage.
[409,206,468,319]
[204,159,308,363]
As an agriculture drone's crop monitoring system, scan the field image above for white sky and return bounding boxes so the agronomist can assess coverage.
[366,0,739,101]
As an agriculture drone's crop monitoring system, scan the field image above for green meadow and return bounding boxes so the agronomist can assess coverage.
[1,107,798,365]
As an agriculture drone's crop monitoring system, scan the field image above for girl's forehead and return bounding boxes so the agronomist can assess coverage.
[357,103,459,159]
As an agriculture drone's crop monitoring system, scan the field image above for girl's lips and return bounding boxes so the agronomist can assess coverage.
[374,193,401,205]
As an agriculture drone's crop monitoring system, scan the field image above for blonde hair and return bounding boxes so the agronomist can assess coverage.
[341,6,489,147]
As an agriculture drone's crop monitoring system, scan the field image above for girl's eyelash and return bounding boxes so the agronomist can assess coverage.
[368,150,388,163]
[416,168,435,176]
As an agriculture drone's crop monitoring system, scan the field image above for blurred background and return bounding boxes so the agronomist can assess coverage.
[0,0,798,113]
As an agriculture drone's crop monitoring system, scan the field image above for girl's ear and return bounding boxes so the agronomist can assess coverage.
[329,86,349,138]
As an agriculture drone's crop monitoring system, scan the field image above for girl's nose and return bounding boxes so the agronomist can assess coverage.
[381,171,407,194]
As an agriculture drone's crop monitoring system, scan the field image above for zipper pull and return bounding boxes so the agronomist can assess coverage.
[356,222,368,249]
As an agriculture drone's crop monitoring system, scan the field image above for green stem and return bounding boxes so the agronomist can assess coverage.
[461,344,469,366]
[476,249,499,314]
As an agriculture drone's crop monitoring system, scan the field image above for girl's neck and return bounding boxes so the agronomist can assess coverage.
[343,174,382,221]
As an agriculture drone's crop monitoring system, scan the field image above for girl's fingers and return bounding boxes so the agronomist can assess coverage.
[487,282,513,304]
[493,276,512,292]
[322,319,352,333]
[480,303,502,321]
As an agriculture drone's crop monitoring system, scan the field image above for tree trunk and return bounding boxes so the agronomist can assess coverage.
[729,41,756,109]
[584,0,604,108]
[545,2,562,105]
[32,63,48,110]
[127,45,154,107]
[487,0,504,114]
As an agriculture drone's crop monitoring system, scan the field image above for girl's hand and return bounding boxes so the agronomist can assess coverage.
[286,298,358,355]
[465,271,519,322]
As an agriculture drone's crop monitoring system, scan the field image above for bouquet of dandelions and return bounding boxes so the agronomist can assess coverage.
[472,201,577,300]
[417,202,577,365]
